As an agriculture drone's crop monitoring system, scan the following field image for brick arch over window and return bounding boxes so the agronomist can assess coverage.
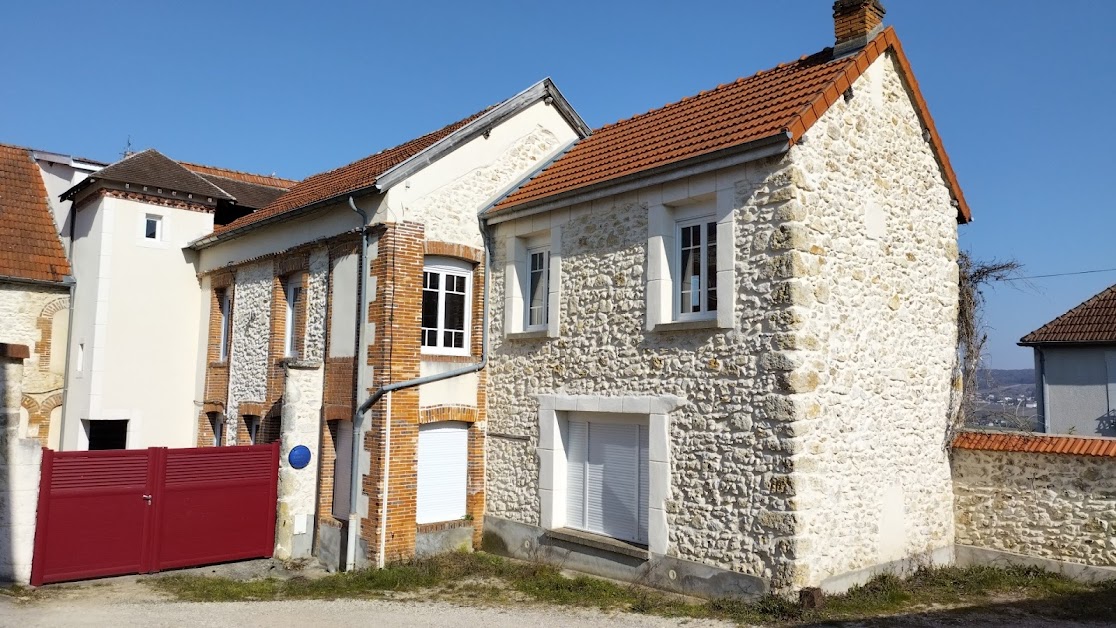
[36,296,70,372]
[20,394,39,416]
[424,241,483,265]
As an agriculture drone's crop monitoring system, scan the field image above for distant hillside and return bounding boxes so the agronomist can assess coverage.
[977,369,1034,388]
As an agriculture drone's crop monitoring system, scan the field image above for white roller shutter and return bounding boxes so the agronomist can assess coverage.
[638,424,649,544]
[566,421,588,529]
[417,422,468,524]
[332,422,353,519]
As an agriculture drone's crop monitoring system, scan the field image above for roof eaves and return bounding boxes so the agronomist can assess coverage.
[485,131,792,224]
[374,78,591,193]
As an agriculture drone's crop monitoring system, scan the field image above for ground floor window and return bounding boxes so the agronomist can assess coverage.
[209,413,224,446]
[244,415,260,445]
[566,420,649,544]
[87,419,129,450]
[416,421,468,524]
[331,421,353,519]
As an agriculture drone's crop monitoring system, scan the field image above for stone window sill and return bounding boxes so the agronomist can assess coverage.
[281,358,323,370]
[652,318,721,333]
[544,528,649,561]
[208,361,229,369]
[417,519,475,534]
[506,330,552,341]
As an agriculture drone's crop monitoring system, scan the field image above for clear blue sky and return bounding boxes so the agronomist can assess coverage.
[3,1,1114,369]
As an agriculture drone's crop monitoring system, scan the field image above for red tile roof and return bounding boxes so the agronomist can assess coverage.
[0,143,71,283]
[953,430,1116,458]
[213,107,492,235]
[1019,284,1116,345]
[179,162,298,189]
[492,27,970,223]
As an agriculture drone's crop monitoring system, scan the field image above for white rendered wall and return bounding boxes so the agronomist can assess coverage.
[63,196,213,449]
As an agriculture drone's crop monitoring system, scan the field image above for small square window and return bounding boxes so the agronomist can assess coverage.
[145,215,162,240]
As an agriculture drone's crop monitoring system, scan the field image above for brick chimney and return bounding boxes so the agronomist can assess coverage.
[833,0,886,56]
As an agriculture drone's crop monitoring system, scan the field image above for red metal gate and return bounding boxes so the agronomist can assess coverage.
[30,443,279,585]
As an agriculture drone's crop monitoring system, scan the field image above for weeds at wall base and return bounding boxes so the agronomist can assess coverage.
[147,552,1116,624]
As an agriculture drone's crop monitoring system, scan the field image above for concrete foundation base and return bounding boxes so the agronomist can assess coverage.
[415,523,475,558]
[482,515,766,600]
[818,545,954,593]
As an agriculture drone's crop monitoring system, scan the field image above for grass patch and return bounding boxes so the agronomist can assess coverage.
[150,553,1116,625]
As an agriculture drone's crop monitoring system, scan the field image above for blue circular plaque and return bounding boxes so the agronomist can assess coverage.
[289,445,312,469]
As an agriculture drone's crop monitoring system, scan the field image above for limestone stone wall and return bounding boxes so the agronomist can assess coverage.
[486,154,806,588]
[0,282,69,444]
[954,448,1116,568]
[414,127,562,249]
[782,51,959,587]
[227,260,273,426]
[304,249,330,364]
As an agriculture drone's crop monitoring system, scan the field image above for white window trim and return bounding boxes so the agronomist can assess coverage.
[144,214,162,241]
[504,227,561,338]
[525,245,550,332]
[673,215,717,322]
[218,290,231,362]
[536,393,687,556]
[422,257,473,356]
[646,187,735,331]
[283,273,305,359]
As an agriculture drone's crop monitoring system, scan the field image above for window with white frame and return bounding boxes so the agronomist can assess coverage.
[526,247,549,330]
[421,258,472,355]
[283,273,304,358]
[675,217,717,320]
[209,413,224,447]
[144,214,162,240]
[244,415,260,445]
[217,289,232,362]
[566,418,649,545]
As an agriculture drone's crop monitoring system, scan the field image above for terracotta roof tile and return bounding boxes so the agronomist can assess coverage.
[1020,283,1116,345]
[491,28,970,223]
[214,107,493,235]
[952,430,1116,458]
[0,143,71,282]
[179,162,298,190]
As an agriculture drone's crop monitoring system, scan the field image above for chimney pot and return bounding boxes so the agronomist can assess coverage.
[832,0,886,56]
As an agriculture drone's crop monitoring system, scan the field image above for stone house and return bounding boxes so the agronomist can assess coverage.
[1020,283,1116,436]
[0,143,101,448]
[480,1,971,596]
[185,80,589,568]
[57,150,295,450]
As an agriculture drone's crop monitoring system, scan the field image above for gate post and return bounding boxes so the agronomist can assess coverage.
[274,361,324,561]
[1,343,44,585]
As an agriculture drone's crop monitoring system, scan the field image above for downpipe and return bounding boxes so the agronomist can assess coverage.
[344,199,493,570]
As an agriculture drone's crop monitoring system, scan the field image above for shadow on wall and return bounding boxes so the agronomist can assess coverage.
[1,346,18,582]
[1,344,44,585]
[1095,415,1116,438]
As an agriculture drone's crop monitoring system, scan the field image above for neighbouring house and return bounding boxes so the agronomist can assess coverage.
[58,150,296,450]
[186,79,589,568]
[1019,283,1116,437]
[480,0,970,596]
[0,144,102,448]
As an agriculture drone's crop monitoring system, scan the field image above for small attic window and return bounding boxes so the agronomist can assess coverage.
[145,214,162,240]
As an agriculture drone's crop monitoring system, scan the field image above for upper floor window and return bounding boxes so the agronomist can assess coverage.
[526,247,550,330]
[144,214,162,240]
[283,273,305,358]
[422,258,472,355]
[217,289,232,362]
[675,217,717,320]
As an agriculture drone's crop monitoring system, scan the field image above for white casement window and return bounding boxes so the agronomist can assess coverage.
[416,422,469,524]
[217,290,232,362]
[421,258,472,355]
[674,217,717,320]
[566,420,650,545]
[283,273,304,358]
[144,214,162,240]
[526,247,549,330]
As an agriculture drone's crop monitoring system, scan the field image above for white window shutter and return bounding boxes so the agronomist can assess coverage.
[332,423,353,519]
[586,423,640,543]
[566,420,588,530]
[638,424,649,544]
[417,423,469,524]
